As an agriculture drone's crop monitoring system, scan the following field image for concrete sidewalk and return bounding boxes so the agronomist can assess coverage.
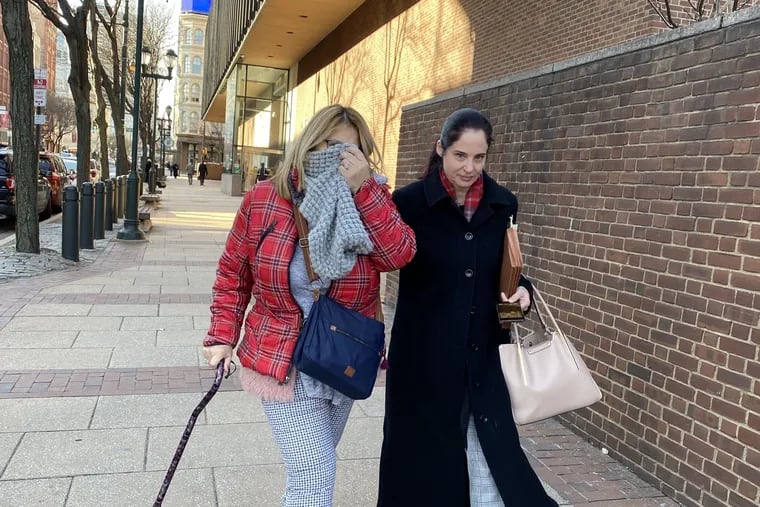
[0,178,678,506]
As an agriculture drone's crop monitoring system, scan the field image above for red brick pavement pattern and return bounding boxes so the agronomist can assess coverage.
[0,367,242,398]
[0,366,678,506]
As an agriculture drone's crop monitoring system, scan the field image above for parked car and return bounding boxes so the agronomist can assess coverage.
[89,159,100,182]
[58,155,78,186]
[0,148,53,221]
[38,152,67,211]
[58,154,102,184]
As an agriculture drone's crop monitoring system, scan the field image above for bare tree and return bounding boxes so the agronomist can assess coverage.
[649,0,754,27]
[43,94,76,152]
[121,1,175,166]
[1,0,37,253]
[381,13,408,161]
[30,0,94,188]
[89,8,111,179]
[89,0,128,177]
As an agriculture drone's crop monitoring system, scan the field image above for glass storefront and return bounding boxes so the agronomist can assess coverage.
[224,64,289,191]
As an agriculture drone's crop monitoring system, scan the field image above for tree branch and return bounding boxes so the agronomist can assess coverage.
[647,0,679,28]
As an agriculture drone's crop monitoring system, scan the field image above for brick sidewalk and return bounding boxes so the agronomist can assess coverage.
[0,179,681,506]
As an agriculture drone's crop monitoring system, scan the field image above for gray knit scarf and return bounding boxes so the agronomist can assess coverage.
[293,143,373,280]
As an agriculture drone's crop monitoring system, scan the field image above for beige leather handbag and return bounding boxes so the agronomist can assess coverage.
[498,288,602,425]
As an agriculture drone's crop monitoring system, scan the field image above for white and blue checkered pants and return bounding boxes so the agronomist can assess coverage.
[261,375,353,507]
[467,415,506,506]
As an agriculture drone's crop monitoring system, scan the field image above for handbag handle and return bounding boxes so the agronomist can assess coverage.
[530,288,562,336]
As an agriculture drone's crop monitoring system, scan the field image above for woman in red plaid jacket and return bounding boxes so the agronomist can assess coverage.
[202,105,416,506]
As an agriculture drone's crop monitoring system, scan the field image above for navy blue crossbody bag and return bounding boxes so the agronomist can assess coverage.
[291,205,385,400]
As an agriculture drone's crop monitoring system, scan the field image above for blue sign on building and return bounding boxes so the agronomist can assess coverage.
[181,0,211,14]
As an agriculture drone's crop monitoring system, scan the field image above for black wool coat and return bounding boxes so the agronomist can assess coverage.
[377,170,558,507]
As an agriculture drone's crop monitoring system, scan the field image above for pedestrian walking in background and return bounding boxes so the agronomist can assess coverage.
[186,159,195,185]
[172,162,179,179]
[198,159,208,186]
[202,104,416,506]
[378,108,559,507]
[143,158,153,192]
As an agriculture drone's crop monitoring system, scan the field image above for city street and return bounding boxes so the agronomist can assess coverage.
[0,209,62,245]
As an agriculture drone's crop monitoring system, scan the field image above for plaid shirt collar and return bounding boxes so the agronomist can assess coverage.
[438,169,484,221]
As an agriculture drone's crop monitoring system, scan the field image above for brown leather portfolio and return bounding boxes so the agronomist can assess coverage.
[497,222,524,322]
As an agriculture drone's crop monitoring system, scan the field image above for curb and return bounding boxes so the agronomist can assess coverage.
[0,212,63,248]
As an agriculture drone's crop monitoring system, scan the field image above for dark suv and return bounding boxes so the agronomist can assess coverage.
[0,148,53,221]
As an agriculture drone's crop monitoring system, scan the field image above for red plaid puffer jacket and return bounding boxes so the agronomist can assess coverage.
[203,177,416,383]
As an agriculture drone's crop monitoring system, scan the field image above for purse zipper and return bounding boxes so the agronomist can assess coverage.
[329,325,383,356]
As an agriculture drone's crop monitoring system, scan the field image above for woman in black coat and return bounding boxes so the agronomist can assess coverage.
[378,108,558,506]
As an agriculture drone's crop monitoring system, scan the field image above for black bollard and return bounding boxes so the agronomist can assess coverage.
[120,175,128,217]
[116,176,124,220]
[62,186,79,262]
[94,181,106,240]
[80,182,95,250]
[105,179,114,231]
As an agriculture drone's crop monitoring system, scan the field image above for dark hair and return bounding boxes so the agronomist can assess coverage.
[422,108,494,177]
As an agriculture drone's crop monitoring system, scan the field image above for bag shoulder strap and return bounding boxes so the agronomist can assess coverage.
[292,203,320,284]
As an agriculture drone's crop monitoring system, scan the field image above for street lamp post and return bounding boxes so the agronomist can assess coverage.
[117,0,147,241]
[159,105,172,176]
[142,46,177,194]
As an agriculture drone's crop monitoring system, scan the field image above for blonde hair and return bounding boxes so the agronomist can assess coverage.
[272,104,383,199]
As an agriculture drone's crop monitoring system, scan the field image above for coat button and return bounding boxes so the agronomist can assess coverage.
[465,232,474,240]
[471,343,479,351]
[464,269,474,278]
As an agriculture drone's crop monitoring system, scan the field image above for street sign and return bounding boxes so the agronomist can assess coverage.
[34,114,46,125]
[33,78,47,89]
[34,68,48,80]
[34,89,47,107]
[162,137,173,149]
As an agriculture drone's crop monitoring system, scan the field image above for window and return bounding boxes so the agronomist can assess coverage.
[181,83,189,102]
[192,57,202,74]
[183,57,191,74]
[190,83,200,103]
[184,30,192,44]
[180,112,188,132]
[193,29,204,45]
[189,112,199,132]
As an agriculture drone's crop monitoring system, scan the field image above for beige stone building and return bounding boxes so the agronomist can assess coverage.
[173,7,221,170]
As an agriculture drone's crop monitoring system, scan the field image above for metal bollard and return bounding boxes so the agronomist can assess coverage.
[62,186,79,262]
[149,169,157,194]
[94,181,106,240]
[120,175,128,217]
[80,182,95,250]
[105,179,114,231]
[116,176,124,220]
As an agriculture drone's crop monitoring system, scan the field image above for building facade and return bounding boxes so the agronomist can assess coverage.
[201,0,726,193]
[0,9,10,144]
[201,1,760,506]
[173,0,222,171]
[0,2,57,145]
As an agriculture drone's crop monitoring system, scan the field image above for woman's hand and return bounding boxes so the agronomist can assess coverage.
[503,286,531,311]
[203,344,233,374]
[339,146,371,193]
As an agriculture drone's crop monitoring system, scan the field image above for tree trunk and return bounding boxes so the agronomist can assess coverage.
[93,67,110,180]
[65,30,92,188]
[1,0,39,253]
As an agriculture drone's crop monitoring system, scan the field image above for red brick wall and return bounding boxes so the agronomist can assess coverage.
[393,15,760,507]
[457,0,758,86]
